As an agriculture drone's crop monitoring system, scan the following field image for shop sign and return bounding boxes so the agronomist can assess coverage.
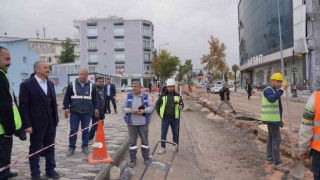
[247,54,263,67]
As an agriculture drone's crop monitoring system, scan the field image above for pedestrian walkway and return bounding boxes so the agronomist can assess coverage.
[9,93,129,180]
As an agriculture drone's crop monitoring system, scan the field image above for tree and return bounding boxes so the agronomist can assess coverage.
[184,59,193,83]
[151,50,180,84]
[201,36,228,80]
[223,65,229,82]
[59,38,76,63]
[232,64,240,91]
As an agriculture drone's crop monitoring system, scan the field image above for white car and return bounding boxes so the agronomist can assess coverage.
[121,85,132,92]
[210,81,223,94]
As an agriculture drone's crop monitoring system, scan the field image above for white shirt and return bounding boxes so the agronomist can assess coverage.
[106,84,110,96]
[35,75,48,95]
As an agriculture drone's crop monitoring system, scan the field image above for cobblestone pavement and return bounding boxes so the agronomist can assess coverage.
[9,92,129,180]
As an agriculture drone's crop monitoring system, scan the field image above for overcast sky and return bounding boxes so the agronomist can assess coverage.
[0,0,239,70]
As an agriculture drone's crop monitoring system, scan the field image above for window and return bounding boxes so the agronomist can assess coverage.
[114,39,125,49]
[143,26,150,36]
[89,66,96,73]
[88,39,98,49]
[48,57,52,63]
[23,57,27,63]
[88,53,98,63]
[115,65,125,75]
[87,27,98,37]
[115,52,125,61]
[143,40,151,50]
[113,27,124,36]
[144,65,150,71]
[144,53,150,61]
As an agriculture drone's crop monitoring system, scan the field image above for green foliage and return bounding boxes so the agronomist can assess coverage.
[201,36,228,79]
[59,38,76,63]
[151,50,180,83]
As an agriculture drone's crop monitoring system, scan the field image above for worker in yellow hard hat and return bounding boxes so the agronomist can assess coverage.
[260,72,289,172]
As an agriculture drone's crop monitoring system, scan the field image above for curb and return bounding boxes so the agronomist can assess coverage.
[94,138,129,180]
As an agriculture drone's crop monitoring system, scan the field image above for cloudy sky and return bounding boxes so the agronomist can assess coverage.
[0,0,239,69]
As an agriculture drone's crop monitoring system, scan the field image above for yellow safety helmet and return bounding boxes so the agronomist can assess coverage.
[270,73,284,81]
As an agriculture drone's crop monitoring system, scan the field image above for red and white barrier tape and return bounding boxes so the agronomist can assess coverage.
[0,121,100,173]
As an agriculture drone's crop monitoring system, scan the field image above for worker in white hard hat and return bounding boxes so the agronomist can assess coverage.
[156,79,184,154]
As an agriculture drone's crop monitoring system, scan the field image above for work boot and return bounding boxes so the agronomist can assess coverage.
[266,157,273,165]
[274,164,289,173]
[114,109,117,114]
[66,148,75,157]
[144,159,149,165]
[158,147,166,154]
[45,170,60,179]
[82,147,89,155]
[129,161,136,168]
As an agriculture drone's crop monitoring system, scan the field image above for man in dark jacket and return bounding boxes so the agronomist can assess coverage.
[105,77,117,114]
[213,83,236,115]
[19,61,60,180]
[89,76,106,143]
[63,69,99,157]
[156,79,183,154]
[0,46,21,180]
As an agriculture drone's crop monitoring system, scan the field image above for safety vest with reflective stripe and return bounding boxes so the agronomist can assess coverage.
[0,69,22,135]
[71,80,92,100]
[260,86,281,122]
[311,92,320,152]
[159,96,181,119]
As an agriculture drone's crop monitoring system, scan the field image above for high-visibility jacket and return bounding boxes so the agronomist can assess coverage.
[159,96,181,119]
[0,69,22,135]
[260,86,281,122]
[311,92,320,152]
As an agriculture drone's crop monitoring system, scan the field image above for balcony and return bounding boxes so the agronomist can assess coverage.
[144,48,151,52]
[144,60,151,64]
[114,35,124,38]
[114,48,125,51]
[87,48,98,52]
[87,35,98,39]
[115,60,125,64]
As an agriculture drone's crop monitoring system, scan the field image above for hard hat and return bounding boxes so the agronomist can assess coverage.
[166,79,176,86]
[270,73,284,81]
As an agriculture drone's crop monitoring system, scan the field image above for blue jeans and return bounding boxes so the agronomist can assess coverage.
[69,113,91,149]
[161,118,179,148]
[266,124,281,165]
[89,112,105,141]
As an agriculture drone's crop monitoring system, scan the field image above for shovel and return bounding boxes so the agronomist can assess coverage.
[284,87,305,178]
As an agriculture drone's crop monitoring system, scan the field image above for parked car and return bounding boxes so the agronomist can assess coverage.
[121,85,132,92]
[210,81,223,94]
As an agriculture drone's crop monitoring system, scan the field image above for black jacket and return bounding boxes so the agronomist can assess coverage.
[0,70,16,136]
[104,83,116,97]
[219,87,230,101]
[156,91,184,119]
[19,76,59,130]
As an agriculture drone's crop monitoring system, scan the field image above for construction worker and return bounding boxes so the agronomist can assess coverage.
[63,69,99,157]
[89,76,106,144]
[298,92,320,180]
[213,82,236,115]
[261,72,289,172]
[156,79,184,154]
[0,46,22,180]
[122,81,153,168]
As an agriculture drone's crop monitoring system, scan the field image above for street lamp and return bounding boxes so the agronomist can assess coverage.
[292,51,303,98]
[158,43,170,52]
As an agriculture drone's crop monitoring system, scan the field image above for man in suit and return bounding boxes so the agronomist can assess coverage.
[105,77,117,114]
[19,61,60,180]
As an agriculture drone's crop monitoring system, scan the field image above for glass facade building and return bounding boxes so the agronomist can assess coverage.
[239,0,293,66]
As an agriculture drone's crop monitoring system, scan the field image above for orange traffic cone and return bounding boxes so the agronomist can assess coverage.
[87,120,113,165]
